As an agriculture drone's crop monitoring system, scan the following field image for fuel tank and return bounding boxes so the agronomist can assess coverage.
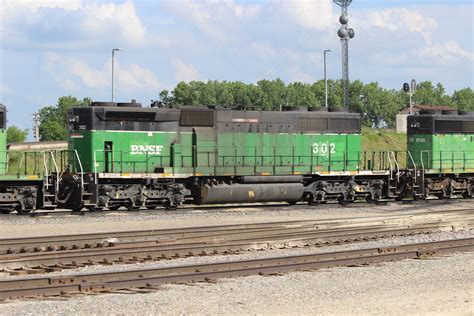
[198,182,304,204]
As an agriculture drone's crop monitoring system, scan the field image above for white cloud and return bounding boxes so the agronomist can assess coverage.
[82,1,146,45]
[172,59,200,82]
[164,0,262,40]
[44,53,160,91]
[417,41,474,63]
[277,0,336,31]
[0,0,146,46]
[250,42,277,59]
[357,8,437,44]
[0,84,13,96]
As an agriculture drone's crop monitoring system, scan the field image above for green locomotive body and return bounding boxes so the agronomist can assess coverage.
[64,101,390,211]
[408,112,474,173]
[68,107,362,177]
[0,105,58,214]
[408,111,474,198]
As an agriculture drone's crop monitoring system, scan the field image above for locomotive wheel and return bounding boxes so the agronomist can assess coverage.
[163,200,178,210]
[125,202,141,211]
[87,207,104,212]
[16,207,33,215]
[305,193,317,205]
[365,195,377,204]
[0,208,12,214]
[338,196,350,206]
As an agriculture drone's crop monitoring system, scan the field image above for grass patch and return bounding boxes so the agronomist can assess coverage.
[362,128,406,153]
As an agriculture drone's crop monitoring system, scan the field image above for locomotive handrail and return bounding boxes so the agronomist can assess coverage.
[420,150,474,172]
[16,152,25,176]
[387,151,394,179]
[93,150,97,184]
[74,150,84,190]
[388,151,400,181]
[91,146,390,175]
[86,146,471,177]
[49,151,60,192]
[43,152,49,188]
[407,151,417,182]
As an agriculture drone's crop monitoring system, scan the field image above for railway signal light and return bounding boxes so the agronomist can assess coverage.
[403,83,410,92]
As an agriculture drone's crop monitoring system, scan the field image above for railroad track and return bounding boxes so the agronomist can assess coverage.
[4,197,469,217]
[1,207,472,255]
[0,208,472,274]
[0,238,472,301]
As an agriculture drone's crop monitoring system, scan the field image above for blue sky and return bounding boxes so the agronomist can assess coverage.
[0,0,473,139]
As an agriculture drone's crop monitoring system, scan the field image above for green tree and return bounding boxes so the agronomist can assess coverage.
[413,81,453,106]
[172,82,193,105]
[286,82,317,108]
[215,82,234,107]
[39,96,91,141]
[452,88,474,110]
[360,83,401,128]
[257,79,286,111]
[157,89,173,107]
[6,126,28,143]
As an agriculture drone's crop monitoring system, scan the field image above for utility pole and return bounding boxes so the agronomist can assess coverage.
[324,49,331,108]
[111,48,122,102]
[33,112,40,142]
[334,0,355,110]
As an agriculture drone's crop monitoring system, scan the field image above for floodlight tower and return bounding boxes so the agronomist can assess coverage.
[333,0,355,110]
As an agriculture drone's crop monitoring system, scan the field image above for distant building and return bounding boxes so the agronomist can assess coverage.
[399,104,456,115]
[396,104,456,133]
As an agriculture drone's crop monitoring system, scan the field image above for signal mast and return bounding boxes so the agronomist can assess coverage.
[333,0,355,110]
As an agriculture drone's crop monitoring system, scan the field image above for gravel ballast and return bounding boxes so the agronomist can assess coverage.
[0,201,472,314]
[0,230,472,315]
[0,251,472,315]
[0,200,471,238]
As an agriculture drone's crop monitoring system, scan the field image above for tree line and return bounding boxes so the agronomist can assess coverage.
[8,80,472,142]
[157,80,473,128]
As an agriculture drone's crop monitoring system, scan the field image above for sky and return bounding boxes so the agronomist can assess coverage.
[0,0,473,138]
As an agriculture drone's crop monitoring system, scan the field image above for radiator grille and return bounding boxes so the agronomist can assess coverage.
[180,110,214,126]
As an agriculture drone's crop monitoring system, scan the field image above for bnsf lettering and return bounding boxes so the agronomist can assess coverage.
[130,145,164,155]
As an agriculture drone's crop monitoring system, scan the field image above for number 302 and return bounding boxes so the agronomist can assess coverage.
[312,142,336,155]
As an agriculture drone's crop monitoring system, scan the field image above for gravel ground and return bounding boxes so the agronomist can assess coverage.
[0,199,470,238]
[0,238,472,315]
[0,201,472,314]
[0,229,472,281]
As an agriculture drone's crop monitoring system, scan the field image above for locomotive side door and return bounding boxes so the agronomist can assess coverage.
[104,141,113,173]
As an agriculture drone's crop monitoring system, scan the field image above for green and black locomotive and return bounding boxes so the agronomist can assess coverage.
[408,110,474,198]
[61,100,400,211]
[0,105,57,214]
[0,100,472,214]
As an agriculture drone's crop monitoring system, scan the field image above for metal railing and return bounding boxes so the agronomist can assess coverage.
[58,146,474,178]
[420,150,474,172]
[90,146,415,176]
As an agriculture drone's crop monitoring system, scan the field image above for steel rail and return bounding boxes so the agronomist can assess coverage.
[3,197,471,217]
[1,220,472,272]
[0,238,472,301]
[1,208,472,255]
